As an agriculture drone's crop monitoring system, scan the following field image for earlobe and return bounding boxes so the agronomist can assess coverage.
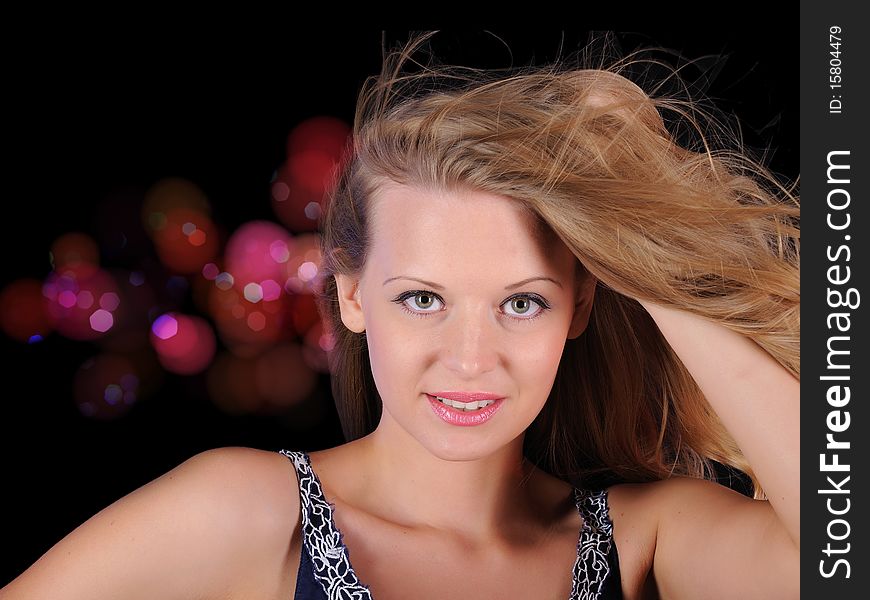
[334,273,366,333]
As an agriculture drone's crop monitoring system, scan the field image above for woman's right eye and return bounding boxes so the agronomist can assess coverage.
[392,291,444,316]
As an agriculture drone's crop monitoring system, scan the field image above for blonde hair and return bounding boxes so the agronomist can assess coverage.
[315,32,799,500]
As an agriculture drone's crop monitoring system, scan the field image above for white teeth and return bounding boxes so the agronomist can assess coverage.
[434,396,495,411]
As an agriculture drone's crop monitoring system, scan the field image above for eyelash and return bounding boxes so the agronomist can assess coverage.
[391,290,551,323]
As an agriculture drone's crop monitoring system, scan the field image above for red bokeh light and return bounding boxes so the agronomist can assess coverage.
[254,343,318,409]
[224,220,295,286]
[280,233,323,296]
[206,283,290,354]
[272,116,351,233]
[142,177,211,236]
[50,232,100,271]
[301,319,334,373]
[43,265,121,341]
[152,208,219,274]
[288,292,321,337]
[149,312,217,375]
[0,279,55,342]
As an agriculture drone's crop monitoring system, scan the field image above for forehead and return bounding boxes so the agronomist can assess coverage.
[366,182,571,274]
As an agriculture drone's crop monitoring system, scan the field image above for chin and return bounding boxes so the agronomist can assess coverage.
[421,435,503,463]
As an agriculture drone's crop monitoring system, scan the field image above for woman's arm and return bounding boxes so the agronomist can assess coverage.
[0,447,300,600]
[638,299,799,598]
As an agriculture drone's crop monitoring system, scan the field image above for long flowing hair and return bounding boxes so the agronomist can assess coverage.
[314,32,799,500]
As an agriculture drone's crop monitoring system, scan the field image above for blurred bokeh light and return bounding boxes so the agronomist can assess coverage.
[142,177,211,235]
[224,220,293,285]
[271,116,351,233]
[152,207,220,274]
[0,279,55,342]
[3,116,351,423]
[42,264,122,341]
[73,354,141,420]
[49,232,100,272]
[150,312,217,375]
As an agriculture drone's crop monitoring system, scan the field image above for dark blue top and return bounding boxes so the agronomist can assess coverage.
[280,449,623,600]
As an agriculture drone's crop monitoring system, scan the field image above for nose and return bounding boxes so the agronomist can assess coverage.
[440,303,499,378]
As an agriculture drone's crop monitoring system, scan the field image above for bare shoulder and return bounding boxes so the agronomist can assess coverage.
[603,477,745,599]
[622,474,768,535]
[608,476,798,599]
[608,475,753,525]
[0,446,302,600]
[190,447,303,599]
[605,475,755,555]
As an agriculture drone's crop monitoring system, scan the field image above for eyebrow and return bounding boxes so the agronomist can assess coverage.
[382,276,563,291]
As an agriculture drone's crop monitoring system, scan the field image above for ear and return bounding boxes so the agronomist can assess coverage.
[334,273,366,333]
[567,269,598,340]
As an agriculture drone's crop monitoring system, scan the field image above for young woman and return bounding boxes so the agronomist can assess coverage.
[1,32,799,599]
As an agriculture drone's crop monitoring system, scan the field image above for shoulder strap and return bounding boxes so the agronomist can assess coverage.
[568,487,618,600]
[575,487,615,536]
[278,450,373,599]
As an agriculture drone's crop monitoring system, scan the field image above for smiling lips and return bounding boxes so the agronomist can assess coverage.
[429,391,504,402]
[428,391,504,409]
[426,392,506,426]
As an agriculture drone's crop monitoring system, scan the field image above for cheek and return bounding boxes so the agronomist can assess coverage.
[511,330,568,414]
[520,335,567,383]
[364,318,427,400]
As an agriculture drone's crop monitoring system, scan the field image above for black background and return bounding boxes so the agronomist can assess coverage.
[1,28,797,585]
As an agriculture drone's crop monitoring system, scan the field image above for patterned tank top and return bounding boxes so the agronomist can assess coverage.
[280,449,623,599]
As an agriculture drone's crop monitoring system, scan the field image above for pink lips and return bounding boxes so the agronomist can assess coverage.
[428,391,505,402]
[426,392,505,426]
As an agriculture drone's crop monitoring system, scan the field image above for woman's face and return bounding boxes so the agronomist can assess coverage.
[335,182,596,461]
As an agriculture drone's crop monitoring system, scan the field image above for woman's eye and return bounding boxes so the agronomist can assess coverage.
[405,292,443,312]
[502,296,543,318]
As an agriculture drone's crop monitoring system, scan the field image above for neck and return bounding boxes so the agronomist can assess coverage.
[354,411,537,541]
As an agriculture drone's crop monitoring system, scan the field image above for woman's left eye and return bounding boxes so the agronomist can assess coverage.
[502,296,545,318]
[391,291,550,322]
